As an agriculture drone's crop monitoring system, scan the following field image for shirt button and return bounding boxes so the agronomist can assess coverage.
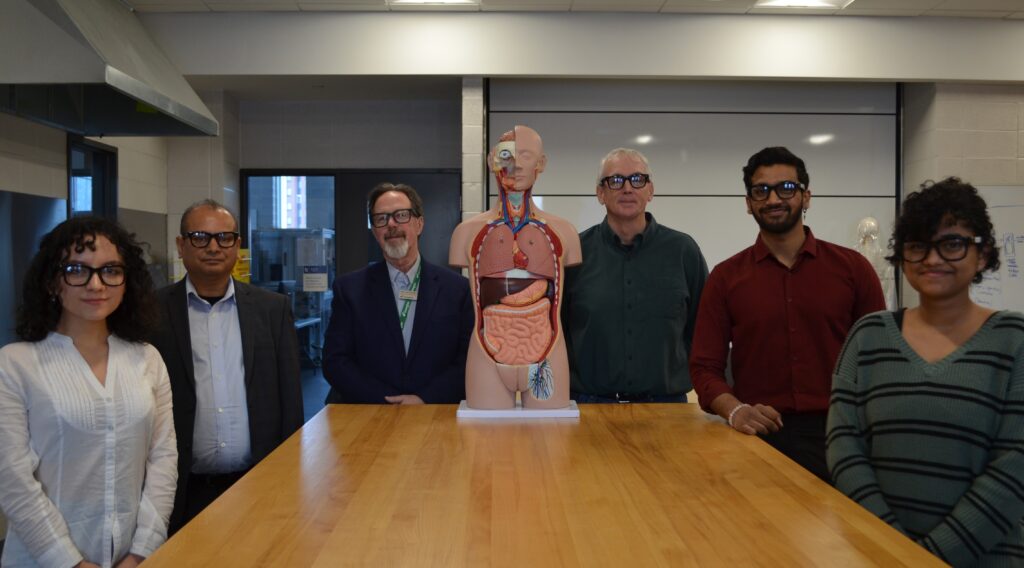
[220,442,227,448]
[627,303,632,309]
[628,355,633,361]
[626,279,632,285]
[627,329,632,335]
[790,328,796,332]
[218,407,224,413]
[787,298,792,302]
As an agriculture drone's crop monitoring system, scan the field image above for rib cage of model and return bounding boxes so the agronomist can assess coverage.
[450,125,582,412]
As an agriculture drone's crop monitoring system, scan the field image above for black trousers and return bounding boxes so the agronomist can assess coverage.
[173,470,247,533]
[759,412,831,483]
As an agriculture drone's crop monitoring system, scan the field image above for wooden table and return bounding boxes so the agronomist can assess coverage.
[147,404,944,567]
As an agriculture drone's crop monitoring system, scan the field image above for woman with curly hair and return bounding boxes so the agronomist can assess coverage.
[0,216,177,568]
[827,177,1024,566]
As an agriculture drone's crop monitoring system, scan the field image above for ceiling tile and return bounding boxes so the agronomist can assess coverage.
[844,0,942,8]
[298,2,388,9]
[129,2,212,11]
[837,8,925,15]
[935,0,1024,9]
[206,2,301,10]
[925,9,1013,16]
[571,0,664,12]
[481,0,571,9]
[661,0,753,7]
[660,5,750,12]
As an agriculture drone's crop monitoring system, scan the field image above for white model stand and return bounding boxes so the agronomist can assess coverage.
[456,400,580,419]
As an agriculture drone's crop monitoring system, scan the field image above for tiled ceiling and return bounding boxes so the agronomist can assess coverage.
[123,0,1024,18]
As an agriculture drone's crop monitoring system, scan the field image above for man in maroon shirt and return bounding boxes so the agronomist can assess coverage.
[689,146,885,482]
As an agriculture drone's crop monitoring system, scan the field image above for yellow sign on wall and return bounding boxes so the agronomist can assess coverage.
[233,248,251,283]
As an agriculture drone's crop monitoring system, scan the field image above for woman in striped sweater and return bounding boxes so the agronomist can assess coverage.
[827,177,1024,567]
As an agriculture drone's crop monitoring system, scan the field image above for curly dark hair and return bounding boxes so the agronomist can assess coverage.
[886,177,1000,284]
[741,146,810,191]
[15,216,158,342]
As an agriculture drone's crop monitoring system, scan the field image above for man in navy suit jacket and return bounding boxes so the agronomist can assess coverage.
[323,183,473,404]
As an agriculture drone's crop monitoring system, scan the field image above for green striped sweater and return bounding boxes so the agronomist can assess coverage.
[827,310,1024,567]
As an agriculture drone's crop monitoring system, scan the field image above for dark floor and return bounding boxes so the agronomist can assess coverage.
[301,367,330,423]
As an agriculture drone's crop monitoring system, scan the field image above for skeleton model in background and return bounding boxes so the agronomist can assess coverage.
[450,125,582,410]
[856,217,896,310]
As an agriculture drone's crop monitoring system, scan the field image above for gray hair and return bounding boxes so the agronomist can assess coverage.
[598,148,652,183]
[180,199,238,235]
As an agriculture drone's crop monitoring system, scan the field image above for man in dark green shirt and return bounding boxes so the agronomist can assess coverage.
[562,148,708,402]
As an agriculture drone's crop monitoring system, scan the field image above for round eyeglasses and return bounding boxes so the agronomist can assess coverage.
[370,208,416,228]
[184,231,239,248]
[599,173,651,191]
[747,181,806,201]
[61,263,126,287]
[901,235,983,263]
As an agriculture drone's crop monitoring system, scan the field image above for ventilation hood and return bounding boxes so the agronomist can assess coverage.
[0,0,218,136]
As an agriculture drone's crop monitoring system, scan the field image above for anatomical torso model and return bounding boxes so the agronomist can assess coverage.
[449,125,582,409]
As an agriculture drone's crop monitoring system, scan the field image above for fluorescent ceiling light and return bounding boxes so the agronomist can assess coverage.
[808,133,834,145]
[635,134,653,145]
[754,0,853,8]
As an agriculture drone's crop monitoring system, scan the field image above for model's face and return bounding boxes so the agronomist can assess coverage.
[512,132,545,192]
[176,206,239,282]
[371,191,423,262]
[746,164,811,235]
[902,222,986,301]
[597,154,654,224]
[57,235,126,329]
[491,140,517,192]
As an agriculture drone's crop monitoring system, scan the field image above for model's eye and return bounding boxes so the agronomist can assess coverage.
[497,149,513,161]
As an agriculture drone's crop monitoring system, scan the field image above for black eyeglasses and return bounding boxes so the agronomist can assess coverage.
[370,208,417,228]
[183,231,240,248]
[747,181,806,201]
[599,173,651,191]
[901,235,983,262]
[61,263,126,287]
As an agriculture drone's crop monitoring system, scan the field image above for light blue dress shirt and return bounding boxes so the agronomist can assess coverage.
[386,255,421,354]
[186,277,251,474]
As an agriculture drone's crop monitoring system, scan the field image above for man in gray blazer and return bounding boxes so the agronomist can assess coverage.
[150,199,303,533]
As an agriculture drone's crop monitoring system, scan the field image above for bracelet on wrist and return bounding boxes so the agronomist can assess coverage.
[727,403,750,428]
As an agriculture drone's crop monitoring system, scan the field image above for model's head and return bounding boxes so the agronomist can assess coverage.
[367,182,424,263]
[742,146,811,235]
[16,216,156,342]
[887,177,999,286]
[489,125,547,193]
[177,199,240,284]
[596,147,654,225]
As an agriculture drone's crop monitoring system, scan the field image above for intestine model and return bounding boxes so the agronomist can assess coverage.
[449,125,582,410]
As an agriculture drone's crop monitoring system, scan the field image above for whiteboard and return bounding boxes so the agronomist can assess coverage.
[970,186,1024,311]
[487,80,899,273]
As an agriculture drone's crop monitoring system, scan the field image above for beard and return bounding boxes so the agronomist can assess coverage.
[752,203,802,234]
[381,235,409,260]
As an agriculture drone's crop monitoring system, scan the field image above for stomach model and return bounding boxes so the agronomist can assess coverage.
[471,218,563,400]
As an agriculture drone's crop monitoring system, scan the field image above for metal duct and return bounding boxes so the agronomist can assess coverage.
[0,0,218,136]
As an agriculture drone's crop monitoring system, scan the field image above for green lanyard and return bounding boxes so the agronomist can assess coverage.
[398,262,422,331]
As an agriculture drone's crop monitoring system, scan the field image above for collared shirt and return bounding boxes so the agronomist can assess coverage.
[386,254,421,353]
[186,276,251,474]
[563,213,709,397]
[0,334,177,568]
[690,227,886,414]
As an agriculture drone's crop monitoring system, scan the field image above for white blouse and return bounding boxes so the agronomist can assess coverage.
[0,333,177,568]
